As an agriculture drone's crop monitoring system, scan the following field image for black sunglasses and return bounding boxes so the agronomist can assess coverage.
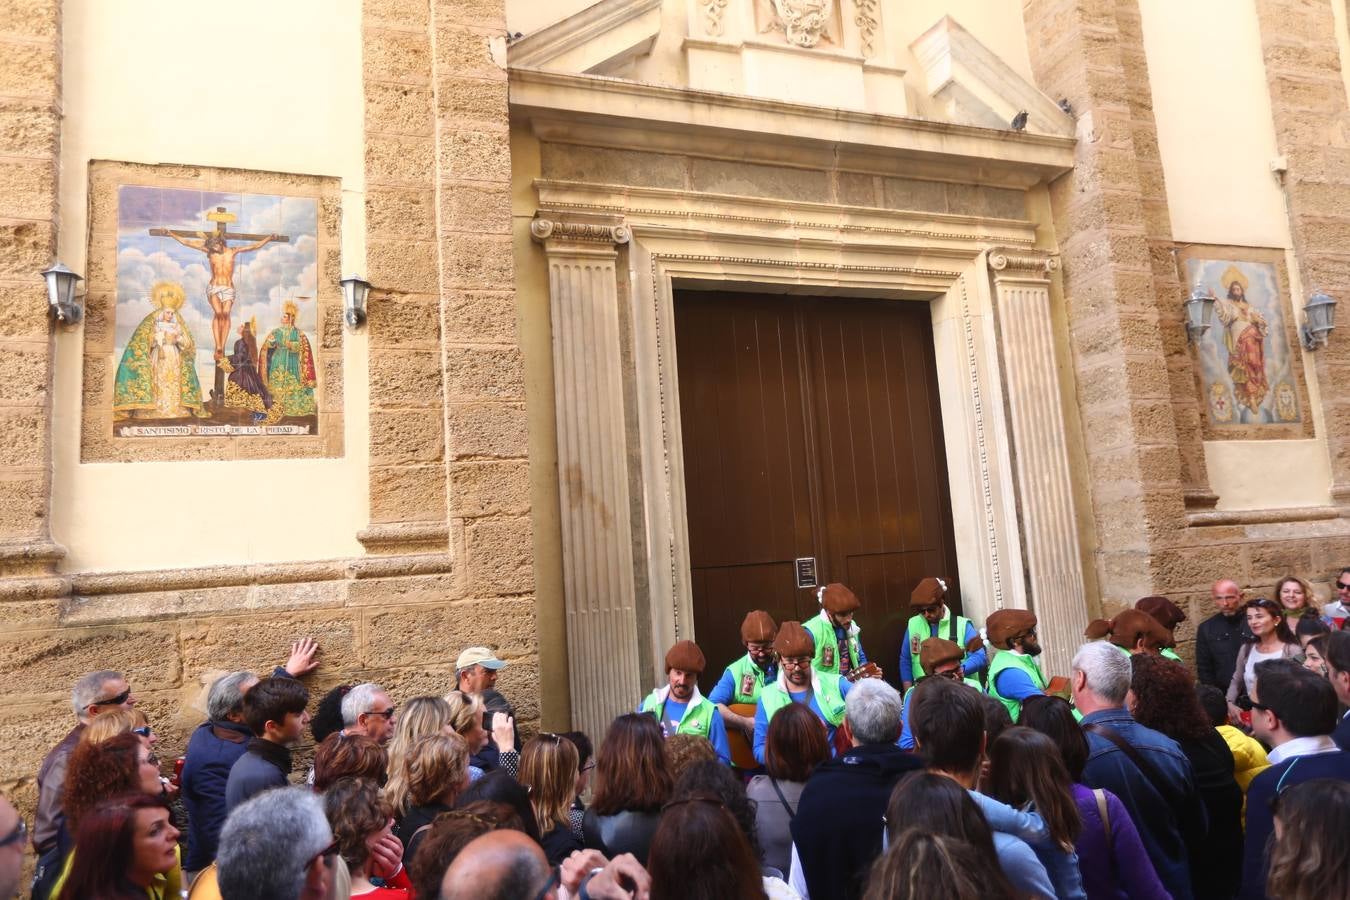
[367,707,396,720]
[0,817,26,850]
[1236,696,1272,713]
[92,688,132,707]
[1337,581,1350,591]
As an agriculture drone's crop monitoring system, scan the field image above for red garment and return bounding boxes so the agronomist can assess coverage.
[353,865,412,899]
[1229,325,1268,412]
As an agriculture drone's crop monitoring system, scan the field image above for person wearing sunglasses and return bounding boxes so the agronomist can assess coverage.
[34,670,135,862]
[1226,598,1301,726]
[341,682,398,746]
[1239,659,1350,900]
[1321,566,1350,628]
[900,577,985,693]
[216,786,337,900]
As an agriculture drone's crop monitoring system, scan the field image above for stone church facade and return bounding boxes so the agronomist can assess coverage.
[2,0,1350,816]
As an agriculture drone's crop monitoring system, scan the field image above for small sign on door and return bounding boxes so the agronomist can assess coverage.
[795,557,818,589]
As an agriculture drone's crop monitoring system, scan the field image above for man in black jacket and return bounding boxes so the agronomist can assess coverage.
[225,676,310,811]
[789,678,921,900]
[1195,579,1253,691]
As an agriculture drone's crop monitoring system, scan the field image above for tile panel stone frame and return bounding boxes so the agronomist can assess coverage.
[81,160,345,462]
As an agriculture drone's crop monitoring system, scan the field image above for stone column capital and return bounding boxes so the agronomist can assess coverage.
[987,248,1059,279]
[530,214,631,249]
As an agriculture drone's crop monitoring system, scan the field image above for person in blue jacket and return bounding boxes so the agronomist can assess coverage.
[636,640,731,766]
[900,577,986,692]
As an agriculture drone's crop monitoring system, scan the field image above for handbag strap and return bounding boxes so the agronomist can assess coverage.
[767,776,797,818]
[1093,788,1112,846]
[1084,724,1183,821]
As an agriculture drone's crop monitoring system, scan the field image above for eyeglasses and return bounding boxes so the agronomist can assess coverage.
[780,657,812,669]
[92,688,132,707]
[367,707,396,720]
[131,726,152,738]
[530,866,561,900]
[309,839,340,869]
[0,817,26,850]
[1236,696,1272,713]
[1337,581,1350,591]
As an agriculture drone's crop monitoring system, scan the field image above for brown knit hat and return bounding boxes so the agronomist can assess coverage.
[986,609,1037,649]
[665,640,706,674]
[773,621,815,658]
[1084,609,1172,651]
[1135,596,1186,632]
[919,637,963,675]
[820,583,861,615]
[740,610,778,643]
[911,577,948,609]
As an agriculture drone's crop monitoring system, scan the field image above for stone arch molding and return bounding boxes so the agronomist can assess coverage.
[529,184,1087,738]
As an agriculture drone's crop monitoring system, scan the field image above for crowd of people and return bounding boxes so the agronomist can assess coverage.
[8,571,1350,899]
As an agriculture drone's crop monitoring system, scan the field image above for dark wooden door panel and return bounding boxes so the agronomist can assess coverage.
[675,290,959,691]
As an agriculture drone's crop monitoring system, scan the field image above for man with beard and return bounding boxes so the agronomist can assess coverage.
[898,637,980,750]
[637,640,730,765]
[754,621,853,764]
[986,608,1047,721]
[708,610,779,739]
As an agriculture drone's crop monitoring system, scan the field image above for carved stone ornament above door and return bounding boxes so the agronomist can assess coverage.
[758,0,842,48]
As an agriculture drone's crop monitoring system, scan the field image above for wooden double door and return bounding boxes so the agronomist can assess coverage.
[674,290,961,691]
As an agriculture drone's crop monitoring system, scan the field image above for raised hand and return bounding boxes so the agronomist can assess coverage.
[284,637,321,676]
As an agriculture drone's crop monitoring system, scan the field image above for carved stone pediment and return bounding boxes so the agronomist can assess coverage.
[758,0,841,49]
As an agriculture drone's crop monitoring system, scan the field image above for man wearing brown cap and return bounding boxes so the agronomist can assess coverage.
[986,608,1047,720]
[753,621,853,765]
[898,637,980,749]
[637,639,730,765]
[900,576,986,692]
[804,583,869,678]
[1084,609,1175,658]
[708,610,779,737]
[1135,596,1186,662]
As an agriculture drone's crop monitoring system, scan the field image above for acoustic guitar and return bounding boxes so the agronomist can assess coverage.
[726,702,760,769]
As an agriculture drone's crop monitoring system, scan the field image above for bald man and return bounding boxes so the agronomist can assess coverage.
[0,795,23,900]
[1196,579,1254,691]
[440,831,556,900]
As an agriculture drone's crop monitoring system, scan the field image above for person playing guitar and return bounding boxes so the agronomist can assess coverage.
[804,583,884,683]
[709,611,779,744]
[752,622,855,765]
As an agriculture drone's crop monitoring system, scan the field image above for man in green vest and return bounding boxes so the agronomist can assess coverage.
[986,608,1049,721]
[753,621,853,764]
[898,637,981,749]
[708,610,779,738]
[900,576,988,692]
[1136,596,1187,662]
[1083,608,1175,658]
[637,640,730,765]
[804,583,867,679]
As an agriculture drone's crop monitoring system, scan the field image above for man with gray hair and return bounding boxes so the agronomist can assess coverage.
[33,669,136,855]
[217,786,336,900]
[789,677,921,900]
[1073,640,1204,900]
[340,681,396,745]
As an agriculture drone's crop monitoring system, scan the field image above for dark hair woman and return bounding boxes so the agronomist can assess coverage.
[312,731,388,792]
[673,761,761,861]
[1018,694,1169,900]
[1227,598,1300,722]
[647,796,768,900]
[865,830,1014,900]
[323,777,411,898]
[986,727,1085,900]
[1130,653,1243,900]
[312,684,353,743]
[746,702,828,875]
[456,768,540,842]
[407,801,525,900]
[1267,779,1350,900]
[583,714,672,865]
[55,794,180,900]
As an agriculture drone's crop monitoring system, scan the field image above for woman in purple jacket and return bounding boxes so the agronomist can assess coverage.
[1021,695,1171,900]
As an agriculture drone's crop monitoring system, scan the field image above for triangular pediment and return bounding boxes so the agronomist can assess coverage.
[508,0,662,75]
[910,16,1074,138]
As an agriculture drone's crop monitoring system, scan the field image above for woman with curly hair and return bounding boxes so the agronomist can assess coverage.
[391,733,469,860]
[1267,778,1350,900]
[55,794,181,900]
[406,801,526,900]
[312,731,388,792]
[584,713,672,865]
[322,777,412,898]
[1130,654,1242,900]
[383,695,453,816]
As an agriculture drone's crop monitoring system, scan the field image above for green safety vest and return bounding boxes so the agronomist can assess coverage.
[804,611,860,676]
[640,690,716,738]
[1160,647,1182,663]
[905,611,974,682]
[759,672,848,727]
[987,650,1046,721]
[726,654,773,704]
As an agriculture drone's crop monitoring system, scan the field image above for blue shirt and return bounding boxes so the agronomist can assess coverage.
[898,689,915,750]
[635,696,731,766]
[752,679,853,765]
[898,618,987,682]
[994,664,1043,704]
[707,661,778,705]
[1241,746,1350,899]
[971,791,1085,900]
[1080,708,1201,900]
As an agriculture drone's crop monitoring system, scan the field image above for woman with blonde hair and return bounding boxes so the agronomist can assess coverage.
[444,690,516,780]
[81,708,155,747]
[1273,574,1318,618]
[391,733,469,860]
[383,696,453,817]
[518,733,583,864]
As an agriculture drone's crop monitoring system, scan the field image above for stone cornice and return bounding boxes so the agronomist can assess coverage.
[988,248,1059,278]
[530,216,632,246]
[508,0,663,72]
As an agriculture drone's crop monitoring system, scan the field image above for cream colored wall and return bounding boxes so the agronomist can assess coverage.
[53,0,369,572]
[1139,0,1332,511]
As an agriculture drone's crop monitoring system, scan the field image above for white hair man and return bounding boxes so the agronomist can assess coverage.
[340,682,397,745]
[33,669,136,855]
[217,786,336,900]
[1073,641,1204,900]
[788,677,922,900]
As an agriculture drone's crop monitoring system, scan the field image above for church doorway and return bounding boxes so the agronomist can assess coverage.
[674,289,962,691]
